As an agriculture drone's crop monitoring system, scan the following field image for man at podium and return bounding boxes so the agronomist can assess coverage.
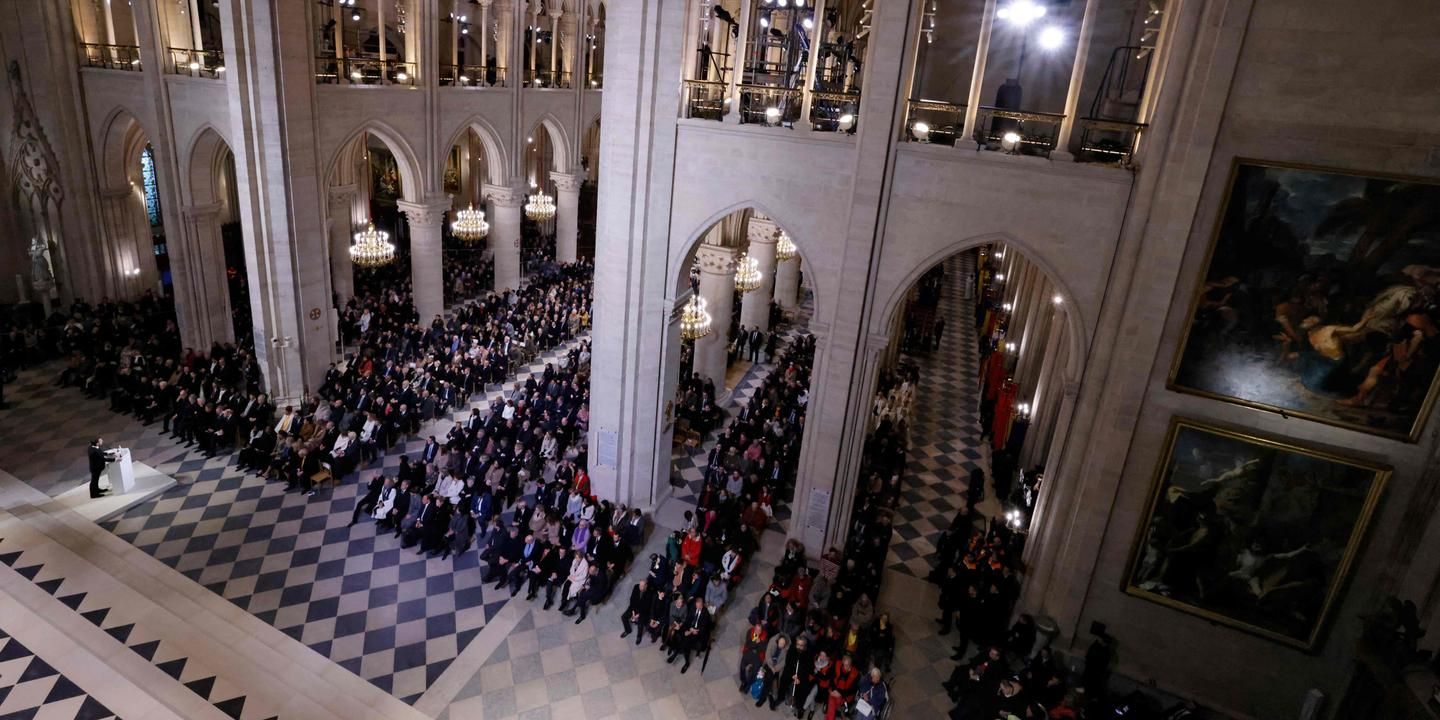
[88,437,113,499]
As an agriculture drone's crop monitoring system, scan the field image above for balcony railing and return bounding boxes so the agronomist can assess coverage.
[440,64,507,87]
[314,57,417,86]
[737,84,802,126]
[1076,118,1147,166]
[524,69,571,89]
[82,43,142,71]
[809,90,861,133]
[903,99,965,145]
[167,48,225,79]
[682,80,726,121]
[584,74,603,90]
[974,107,1066,157]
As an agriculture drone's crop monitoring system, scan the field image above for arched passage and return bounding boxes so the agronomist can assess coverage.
[322,125,421,311]
[441,123,506,301]
[520,117,573,272]
[97,108,164,299]
[847,240,1086,607]
[660,207,819,538]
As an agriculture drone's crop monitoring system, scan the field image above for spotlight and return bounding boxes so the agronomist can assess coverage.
[760,16,769,28]
[1003,302,1013,311]
[802,16,814,30]
[912,121,930,142]
[996,273,1005,281]
[396,71,409,82]
[216,66,225,73]
[997,0,1046,26]
[352,11,360,20]
[188,61,200,70]
[764,106,782,125]
[837,113,855,132]
[1038,26,1065,50]
[1052,294,1062,305]
[1001,131,1022,151]
[351,70,362,80]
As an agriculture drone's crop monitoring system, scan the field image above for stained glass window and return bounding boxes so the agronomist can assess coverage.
[141,144,161,226]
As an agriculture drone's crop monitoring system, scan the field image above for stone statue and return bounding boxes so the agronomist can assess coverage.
[29,237,54,287]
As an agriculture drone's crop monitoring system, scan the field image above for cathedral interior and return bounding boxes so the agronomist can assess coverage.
[0,0,1437,719]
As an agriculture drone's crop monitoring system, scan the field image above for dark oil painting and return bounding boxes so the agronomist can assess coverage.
[1126,420,1387,650]
[1170,161,1440,440]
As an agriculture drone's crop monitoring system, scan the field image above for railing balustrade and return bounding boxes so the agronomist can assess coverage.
[167,48,226,79]
[903,98,965,145]
[973,107,1067,157]
[440,64,507,88]
[809,90,861,133]
[682,80,727,121]
[314,57,417,86]
[82,43,142,71]
[525,69,571,89]
[737,84,802,126]
[1076,118,1147,166]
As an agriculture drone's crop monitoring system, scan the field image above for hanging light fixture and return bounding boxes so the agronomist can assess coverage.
[680,294,712,341]
[734,253,762,293]
[451,204,490,243]
[775,232,797,262]
[525,188,557,222]
[350,221,395,267]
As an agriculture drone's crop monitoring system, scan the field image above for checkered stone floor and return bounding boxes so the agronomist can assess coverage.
[0,628,120,720]
[885,254,992,577]
[0,337,586,707]
[668,299,815,534]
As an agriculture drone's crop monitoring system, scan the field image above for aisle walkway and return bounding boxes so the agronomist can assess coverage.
[884,252,998,577]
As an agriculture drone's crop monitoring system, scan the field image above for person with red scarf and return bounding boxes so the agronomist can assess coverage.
[825,653,861,720]
[680,529,703,567]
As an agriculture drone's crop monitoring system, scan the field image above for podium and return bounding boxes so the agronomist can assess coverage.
[105,448,135,493]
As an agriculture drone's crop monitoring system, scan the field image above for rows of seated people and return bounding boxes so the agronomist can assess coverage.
[234,264,592,496]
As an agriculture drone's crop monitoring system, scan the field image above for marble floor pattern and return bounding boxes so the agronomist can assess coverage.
[0,628,120,720]
[884,253,999,578]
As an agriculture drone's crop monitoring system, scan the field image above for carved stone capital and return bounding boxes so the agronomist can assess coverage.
[397,199,450,228]
[747,216,779,246]
[484,183,526,208]
[694,244,737,276]
[551,172,584,194]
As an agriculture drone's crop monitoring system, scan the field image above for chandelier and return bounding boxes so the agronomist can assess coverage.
[679,294,712,341]
[775,231,797,262]
[451,204,490,243]
[734,253,762,293]
[525,189,556,222]
[350,222,395,267]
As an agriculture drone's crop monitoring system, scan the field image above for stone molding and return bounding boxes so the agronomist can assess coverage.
[396,199,449,228]
[694,244,737,275]
[484,183,526,208]
[551,172,584,193]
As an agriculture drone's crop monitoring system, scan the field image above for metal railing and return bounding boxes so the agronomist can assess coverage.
[903,99,965,145]
[584,74,603,89]
[314,57,417,86]
[809,90,861,133]
[524,69,572,88]
[737,84,802,126]
[682,80,727,121]
[82,43,142,71]
[974,106,1066,156]
[439,64,507,87]
[1076,118,1147,166]
[167,47,225,79]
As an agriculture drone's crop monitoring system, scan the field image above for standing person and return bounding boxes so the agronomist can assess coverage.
[933,316,946,351]
[87,437,112,498]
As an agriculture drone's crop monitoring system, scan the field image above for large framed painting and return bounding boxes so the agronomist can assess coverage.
[1125,418,1389,650]
[1169,160,1440,441]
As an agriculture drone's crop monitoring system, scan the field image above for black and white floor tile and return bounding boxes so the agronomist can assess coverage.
[0,628,120,720]
[884,254,992,577]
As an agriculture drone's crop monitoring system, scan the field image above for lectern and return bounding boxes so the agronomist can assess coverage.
[105,447,134,493]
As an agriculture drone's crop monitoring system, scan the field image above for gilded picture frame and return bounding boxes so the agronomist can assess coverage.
[1124,418,1389,651]
[1168,159,1440,441]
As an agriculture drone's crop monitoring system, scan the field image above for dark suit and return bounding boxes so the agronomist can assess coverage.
[87,444,109,498]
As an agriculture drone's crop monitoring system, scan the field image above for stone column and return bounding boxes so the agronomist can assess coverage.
[958,0,998,149]
[327,185,356,304]
[1021,307,1067,468]
[552,171,583,263]
[693,244,738,389]
[548,8,562,84]
[722,0,755,123]
[773,254,800,311]
[486,182,524,291]
[1051,0,1101,160]
[739,216,778,331]
[180,203,235,345]
[398,198,448,321]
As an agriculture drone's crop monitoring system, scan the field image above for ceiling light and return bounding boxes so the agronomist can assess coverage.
[997,0,1046,27]
[1038,26,1065,50]
[1052,294,1063,304]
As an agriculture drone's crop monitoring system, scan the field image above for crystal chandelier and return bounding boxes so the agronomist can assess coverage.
[350,221,395,268]
[775,231,797,262]
[525,189,556,222]
[679,294,712,341]
[451,204,490,243]
[734,253,762,293]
